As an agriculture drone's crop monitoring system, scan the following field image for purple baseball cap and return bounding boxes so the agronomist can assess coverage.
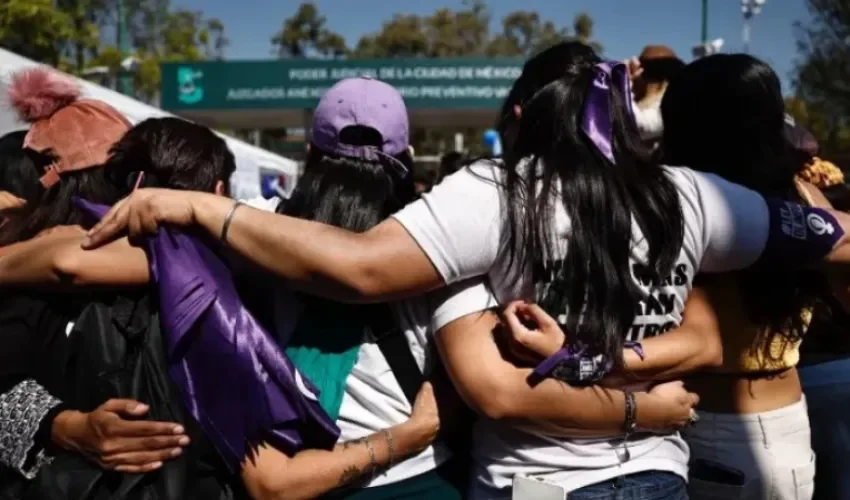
[312,76,410,175]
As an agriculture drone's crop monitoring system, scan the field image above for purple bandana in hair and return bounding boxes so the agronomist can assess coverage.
[581,61,634,164]
[74,198,340,472]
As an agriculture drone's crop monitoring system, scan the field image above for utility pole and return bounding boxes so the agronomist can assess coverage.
[701,0,709,44]
[116,0,132,96]
[741,0,767,53]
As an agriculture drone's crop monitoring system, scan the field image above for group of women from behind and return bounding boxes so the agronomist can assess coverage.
[1,41,850,500]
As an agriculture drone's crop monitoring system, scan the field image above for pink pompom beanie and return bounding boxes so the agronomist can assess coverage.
[7,67,132,187]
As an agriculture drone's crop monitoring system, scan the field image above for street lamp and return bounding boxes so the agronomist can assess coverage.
[741,0,767,53]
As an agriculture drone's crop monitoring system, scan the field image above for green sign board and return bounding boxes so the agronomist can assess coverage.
[160,58,524,111]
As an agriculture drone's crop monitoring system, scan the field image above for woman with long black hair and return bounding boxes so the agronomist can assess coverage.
[497,53,834,500]
[82,42,850,499]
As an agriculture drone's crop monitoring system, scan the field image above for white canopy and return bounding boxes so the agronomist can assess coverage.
[0,47,298,200]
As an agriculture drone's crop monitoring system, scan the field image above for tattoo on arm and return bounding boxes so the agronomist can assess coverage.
[338,466,363,487]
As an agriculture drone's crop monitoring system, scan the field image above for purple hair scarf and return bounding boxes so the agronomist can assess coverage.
[581,61,634,164]
[75,199,340,473]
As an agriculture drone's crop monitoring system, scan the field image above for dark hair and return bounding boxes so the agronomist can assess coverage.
[0,118,237,245]
[498,43,598,166]
[104,117,236,194]
[284,126,415,229]
[281,124,416,346]
[639,57,685,84]
[662,53,821,355]
[438,151,464,182]
[0,149,123,245]
[497,41,685,367]
[0,130,40,202]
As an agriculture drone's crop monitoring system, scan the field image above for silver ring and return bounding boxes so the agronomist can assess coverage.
[687,409,700,426]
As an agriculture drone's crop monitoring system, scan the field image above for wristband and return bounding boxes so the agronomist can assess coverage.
[220,201,244,243]
[383,429,396,469]
[758,198,844,266]
[531,342,645,385]
[364,438,378,480]
[618,391,637,463]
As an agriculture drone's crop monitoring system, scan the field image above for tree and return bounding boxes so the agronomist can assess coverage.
[793,0,850,157]
[272,2,348,58]
[0,0,73,66]
[74,0,229,102]
[350,3,600,59]
[486,11,601,57]
[350,0,489,58]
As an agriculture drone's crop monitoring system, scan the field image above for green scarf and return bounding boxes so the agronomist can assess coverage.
[285,302,363,421]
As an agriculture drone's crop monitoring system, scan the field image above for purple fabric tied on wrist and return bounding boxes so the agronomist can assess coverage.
[624,341,646,361]
[74,198,340,473]
[581,61,634,165]
[759,198,844,267]
[531,341,645,385]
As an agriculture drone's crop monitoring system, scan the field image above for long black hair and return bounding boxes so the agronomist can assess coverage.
[497,41,685,367]
[662,53,821,356]
[0,149,123,245]
[0,130,41,202]
[279,124,416,345]
[0,118,238,246]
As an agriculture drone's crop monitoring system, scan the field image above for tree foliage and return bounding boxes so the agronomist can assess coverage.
[792,0,850,157]
[271,1,348,58]
[0,0,227,103]
[276,0,601,59]
[0,0,73,66]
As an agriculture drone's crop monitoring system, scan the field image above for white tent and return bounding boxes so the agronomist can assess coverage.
[0,47,298,200]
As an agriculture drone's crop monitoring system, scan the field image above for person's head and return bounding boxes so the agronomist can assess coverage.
[103,117,236,196]
[283,77,415,232]
[633,46,683,101]
[662,54,800,198]
[497,41,685,367]
[497,42,598,164]
[437,151,464,182]
[0,130,39,202]
[662,53,823,355]
[0,68,132,244]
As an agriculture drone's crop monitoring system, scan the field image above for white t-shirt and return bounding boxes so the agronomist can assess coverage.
[392,161,771,497]
[243,195,487,488]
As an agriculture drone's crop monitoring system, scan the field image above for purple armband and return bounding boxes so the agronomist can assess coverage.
[758,199,844,266]
[530,341,645,386]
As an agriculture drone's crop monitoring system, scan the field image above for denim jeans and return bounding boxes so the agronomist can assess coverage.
[567,471,687,500]
[801,358,850,500]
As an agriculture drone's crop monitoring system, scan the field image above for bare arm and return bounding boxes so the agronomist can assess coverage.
[191,195,441,302]
[241,385,437,500]
[436,310,697,436]
[0,232,148,288]
[618,287,723,381]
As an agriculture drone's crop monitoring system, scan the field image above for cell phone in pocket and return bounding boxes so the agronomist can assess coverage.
[512,475,568,500]
[691,459,746,486]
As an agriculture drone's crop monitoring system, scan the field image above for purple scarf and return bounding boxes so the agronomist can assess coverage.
[76,199,340,472]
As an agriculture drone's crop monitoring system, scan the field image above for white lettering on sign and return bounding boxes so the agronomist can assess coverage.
[289,68,328,80]
[283,65,522,83]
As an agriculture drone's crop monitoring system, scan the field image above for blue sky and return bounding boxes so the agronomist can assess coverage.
[173,0,811,92]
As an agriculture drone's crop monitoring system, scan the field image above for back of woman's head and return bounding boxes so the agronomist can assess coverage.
[499,41,685,367]
[104,117,236,194]
[0,130,40,202]
[497,42,598,163]
[662,54,800,197]
[663,54,822,358]
[283,131,415,232]
[0,151,123,245]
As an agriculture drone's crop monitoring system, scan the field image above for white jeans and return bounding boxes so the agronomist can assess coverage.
[682,398,816,500]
